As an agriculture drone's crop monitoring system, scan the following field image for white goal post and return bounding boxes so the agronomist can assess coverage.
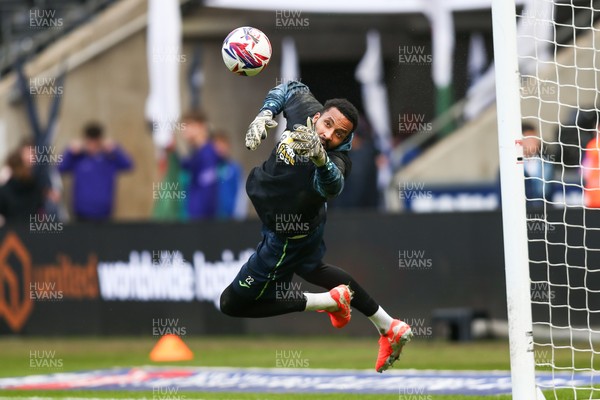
[492,0,538,398]
[493,0,600,398]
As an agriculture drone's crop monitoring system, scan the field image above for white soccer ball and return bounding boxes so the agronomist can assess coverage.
[221,27,272,76]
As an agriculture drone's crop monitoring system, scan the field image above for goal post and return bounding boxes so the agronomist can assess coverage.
[492,0,539,398]
[493,0,600,398]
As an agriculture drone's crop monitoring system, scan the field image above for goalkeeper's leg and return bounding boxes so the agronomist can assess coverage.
[219,283,304,317]
[298,263,413,372]
[220,224,353,322]
[220,281,353,323]
[298,263,378,318]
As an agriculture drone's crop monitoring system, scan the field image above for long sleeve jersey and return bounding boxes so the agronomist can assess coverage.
[245,81,353,235]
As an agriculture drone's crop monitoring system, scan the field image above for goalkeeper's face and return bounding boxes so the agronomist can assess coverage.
[312,107,353,150]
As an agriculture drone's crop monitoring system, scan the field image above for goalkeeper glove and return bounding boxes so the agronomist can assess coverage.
[245,110,278,150]
[289,117,328,167]
[276,131,297,165]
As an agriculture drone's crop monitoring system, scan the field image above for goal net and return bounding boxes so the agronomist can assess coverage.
[495,0,600,398]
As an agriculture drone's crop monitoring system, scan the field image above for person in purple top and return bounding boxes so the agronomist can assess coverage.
[180,111,221,220]
[59,122,133,221]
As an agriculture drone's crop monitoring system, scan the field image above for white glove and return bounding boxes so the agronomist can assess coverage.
[289,118,327,167]
[276,130,297,165]
[245,110,278,150]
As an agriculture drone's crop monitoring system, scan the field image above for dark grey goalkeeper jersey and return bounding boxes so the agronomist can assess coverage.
[245,81,353,236]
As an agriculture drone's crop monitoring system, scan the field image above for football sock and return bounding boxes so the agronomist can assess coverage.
[298,263,379,316]
[304,292,337,311]
[368,306,394,334]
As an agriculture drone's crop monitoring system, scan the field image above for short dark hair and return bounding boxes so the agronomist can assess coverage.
[181,110,208,124]
[522,122,536,133]
[321,99,359,133]
[84,122,103,140]
[211,130,230,143]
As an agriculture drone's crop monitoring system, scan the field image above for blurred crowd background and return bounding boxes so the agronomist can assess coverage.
[0,0,599,224]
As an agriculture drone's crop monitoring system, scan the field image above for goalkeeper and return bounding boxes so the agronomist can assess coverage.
[219,80,411,372]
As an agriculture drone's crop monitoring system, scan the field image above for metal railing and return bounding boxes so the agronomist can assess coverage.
[0,0,117,77]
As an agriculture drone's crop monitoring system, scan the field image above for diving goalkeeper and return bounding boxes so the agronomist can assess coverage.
[219,80,412,372]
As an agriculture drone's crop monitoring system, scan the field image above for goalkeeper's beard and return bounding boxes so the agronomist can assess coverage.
[319,137,329,151]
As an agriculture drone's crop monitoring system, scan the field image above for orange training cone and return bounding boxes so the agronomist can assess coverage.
[149,334,194,362]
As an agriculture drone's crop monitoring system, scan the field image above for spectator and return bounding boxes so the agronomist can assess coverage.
[522,123,553,209]
[180,111,221,219]
[555,109,595,178]
[0,139,45,225]
[583,115,600,208]
[59,122,133,221]
[212,131,246,219]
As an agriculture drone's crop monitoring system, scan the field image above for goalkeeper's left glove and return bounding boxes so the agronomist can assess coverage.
[245,110,278,151]
[289,117,328,167]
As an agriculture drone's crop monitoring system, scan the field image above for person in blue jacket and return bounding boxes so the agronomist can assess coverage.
[180,111,221,220]
[212,131,245,219]
[59,122,133,221]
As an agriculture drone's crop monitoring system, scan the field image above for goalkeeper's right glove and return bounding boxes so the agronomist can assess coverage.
[245,110,278,150]
[289,118,328,167]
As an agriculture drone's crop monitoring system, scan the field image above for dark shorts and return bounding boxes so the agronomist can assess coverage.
[231,224,325,300]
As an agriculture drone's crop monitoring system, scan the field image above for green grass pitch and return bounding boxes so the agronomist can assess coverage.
[0,336,595,399]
